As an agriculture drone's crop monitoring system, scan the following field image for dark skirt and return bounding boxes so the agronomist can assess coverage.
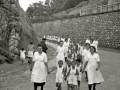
[34,82,45,86]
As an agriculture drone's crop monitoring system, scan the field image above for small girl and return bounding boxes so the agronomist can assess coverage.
[67,61,79,90]
[56,60,65,90]
[20,48,26,64]
[76,60,82,88]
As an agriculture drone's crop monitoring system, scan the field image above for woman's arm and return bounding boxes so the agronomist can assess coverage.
[96,54,100,71]
[44,62,50,74]
[96,62,100,71]
[44,54,50,74]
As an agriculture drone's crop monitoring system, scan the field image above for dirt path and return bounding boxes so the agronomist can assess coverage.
[0,42,120,90]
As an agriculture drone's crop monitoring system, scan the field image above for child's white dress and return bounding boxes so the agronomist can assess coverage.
[68,67,77,85]
[86,53,104,84]
[76,64,82,81]
[20,50,26,61]
[56,46,65,67]
[56,66,64,83]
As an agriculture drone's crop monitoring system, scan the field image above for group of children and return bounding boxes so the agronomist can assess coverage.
[49,36,99,90]
[55,40,83,90]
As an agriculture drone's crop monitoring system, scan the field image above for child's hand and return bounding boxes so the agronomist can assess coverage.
[64,77,67,81]
[30,67,32,71]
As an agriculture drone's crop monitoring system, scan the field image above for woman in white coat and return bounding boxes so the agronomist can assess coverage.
[82,46,104,90]
[30,44,50,90]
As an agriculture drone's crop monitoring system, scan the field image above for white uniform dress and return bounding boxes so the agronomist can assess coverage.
[82,49,90,71]
[68,67,77,85]
[56,46,65,67]
[63,41,69,57]
[93,40,98,52]
[86,53,104,84]
[31,52,47,83]
[76,64,82,81]
[56,66,64,83]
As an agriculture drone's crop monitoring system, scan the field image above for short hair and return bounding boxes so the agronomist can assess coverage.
[58,60,63,64]
[65,38,68,41]
[21,48,24,51]
[30,42,33,44]
[85,43,90,47]
[37,44,43,47]
[90,46,96,53]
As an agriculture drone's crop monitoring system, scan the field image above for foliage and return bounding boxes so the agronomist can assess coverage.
[26,0,85,23]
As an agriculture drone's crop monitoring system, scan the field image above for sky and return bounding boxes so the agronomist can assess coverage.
[19,0,45,11]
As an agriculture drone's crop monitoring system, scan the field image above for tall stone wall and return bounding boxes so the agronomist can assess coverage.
[33,11,120,49]
[0,0,38,63]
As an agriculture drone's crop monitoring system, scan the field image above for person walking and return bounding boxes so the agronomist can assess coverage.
[40,38,48,53]
[30,44,50,90]
[82,46,104,90]
[27,42,35,64]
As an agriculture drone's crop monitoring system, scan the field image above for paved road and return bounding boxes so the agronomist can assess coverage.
[0,42,120,90]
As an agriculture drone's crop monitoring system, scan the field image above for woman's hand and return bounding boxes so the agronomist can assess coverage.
[47,71,50,74]
[96,67,99,71]
[30,67,33,71]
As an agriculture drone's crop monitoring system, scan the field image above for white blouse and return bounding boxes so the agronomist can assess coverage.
[33,52,47,70]
[86,53,100,62]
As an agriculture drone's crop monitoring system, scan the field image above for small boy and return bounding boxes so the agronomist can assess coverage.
[56,60,65,90]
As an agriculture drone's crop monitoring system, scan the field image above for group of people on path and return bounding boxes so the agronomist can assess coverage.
[19,35,104,90]
[46,35,104,90]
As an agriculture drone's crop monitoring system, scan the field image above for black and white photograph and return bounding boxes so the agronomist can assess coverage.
[0,0,120,90]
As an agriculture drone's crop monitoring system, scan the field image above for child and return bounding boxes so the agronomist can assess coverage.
[56,60,65,90]
[67,54,73,62]
[67,61,79,90]
[76,54,82,64]
[76,60,82,88]
[64,60,72,90]
[20,48,26,64]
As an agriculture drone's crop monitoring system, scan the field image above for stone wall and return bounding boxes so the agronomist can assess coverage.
[33,11,120,49]
[0,0,38,63]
